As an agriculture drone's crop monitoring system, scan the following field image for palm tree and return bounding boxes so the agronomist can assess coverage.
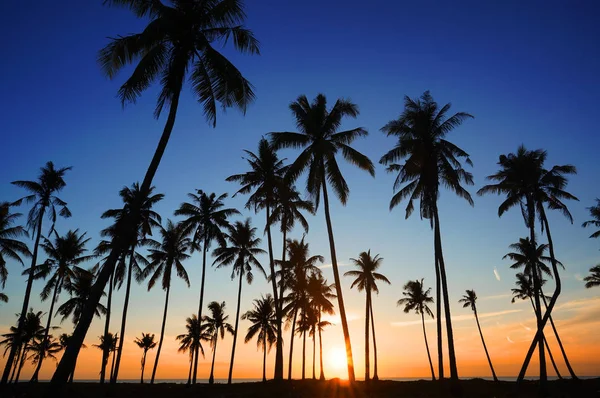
[459,290,498,381]
[227,138,288,379]
[94,333,118,381]
[176,314,209,385]
[242,294,277,382]
[175,190,238,383]
[582,199,600,239]
[213,218,266,384]
[584,265,600,288]
[344,250,390,382]
[142,220,193,384]
[3,161,71,384]
[380,91,474,382]
[478,146,578,383]
[56,268,107,324]
[30,229,93,382]
[295,304,314,380]
[270,95,374,381]
[101,183,163,383]
[53,1,259,385]
[397,279,436,381]
[134,333,157,384]
[307,273,335,380]
[28,335,62,371]
[203,301,234,384]
[0,202,31,295]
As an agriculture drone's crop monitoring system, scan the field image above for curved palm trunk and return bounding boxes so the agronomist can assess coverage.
[2,212,44,384]
[140,349,147,383]
[50,89,182,392]
[473,308,498,381]
[151,284,171,384]
[228,270,244,384]
[364,289,370,382]
[100,267,115,383]
[421,312,436,381]
[10,346,22,382]
[69,357,77,383]
[112,248,136,383]
[369,300,379,381]
[110,346,117,381]
[262,339,267,382]
[540,292,577,379]
[528,298,562,379]
[433,207,458,381]
[193,242,209,384]
[265,207,283,380]
[301,329,306,380]
[15,348,27,382]
[318,315,325,381]
[434,254,443,380]
[31,276,63,382]
[320,175,355,382]
[209,335,218,384]
[288,307,298,380]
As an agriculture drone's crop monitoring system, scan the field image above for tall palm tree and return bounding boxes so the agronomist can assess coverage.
[53,1,259,385]
[0,310,45,383]
[213,218,266,384]
[478,146,578,383]
[134,333,157,384]
[584,265,600,288]
[94,333,118,381]
[307,273,335,381]
[380,91,474,382]
[295,304,315,380]
[270,95,374,381]
[397,279,436,381]
[344,250,390,382]
[3,161,71,384]
[176,314,209,384]
[242,294,277,382]
[30,229,93,382]
[175,190,238,383]
[582,198,600,239]
[101,183,163,383]
[142,220,193,384]
[203,301,234,384]
[459,290,498,381]
[0,202,31,294]
[226,138,288,379]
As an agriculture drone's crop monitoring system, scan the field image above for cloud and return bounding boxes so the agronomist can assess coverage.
[574,273,584,281]
[390,309,522,327]
[319,262,350,269]
[493,267,501,281]
[322,312,360,325]
[480,293,512,301]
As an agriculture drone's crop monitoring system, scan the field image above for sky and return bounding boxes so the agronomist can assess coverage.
[1,0,600,382]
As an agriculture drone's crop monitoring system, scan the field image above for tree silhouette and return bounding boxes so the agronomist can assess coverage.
[56,268,107,325]
[307,273,335,380]
[134,333,157,384]
[176,314,209,385]
[0,309,44,383]
[56,333,86,383]
[94,333,118,381]
[203,301,234,384]
[242,294,277,382]
[0,202,31,297]
[582,199,600,239]
[584,265,600,288]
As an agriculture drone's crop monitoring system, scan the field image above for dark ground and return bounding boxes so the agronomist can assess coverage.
[1,378,599,398]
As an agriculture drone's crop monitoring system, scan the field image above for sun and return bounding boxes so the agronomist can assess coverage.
[327,347,348,376]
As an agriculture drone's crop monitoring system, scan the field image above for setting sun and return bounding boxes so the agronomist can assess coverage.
[327,347,348,377]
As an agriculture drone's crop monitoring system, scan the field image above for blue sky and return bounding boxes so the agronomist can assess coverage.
[1,0,599,379]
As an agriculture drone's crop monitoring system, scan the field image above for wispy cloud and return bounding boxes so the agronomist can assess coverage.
[319,262,350,270]
[390,309,522,327]
[322,312,360,325]
[480,293,512,301]
[493,267,501,281]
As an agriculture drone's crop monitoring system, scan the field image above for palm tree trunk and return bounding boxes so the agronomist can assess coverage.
[100,267,115,383]
[209,335,218,384]
[540,291,577,379]
[10,346,22,383]
[31,276,63,382]
[473,309,498,381]
[433,207,458,381]
[364,288,370,382]
[312,327,316,380]
[421,311,436,381]
[434,253,443,380]
[187,354,193,385]
[140,350,147,383]
[2,211,44,384]
[265,206,284,381]
[288,306,298,380]
[369,299,379,381]
[301,328,306,380]
[15,348,27,382]
[110,345,117,381]
[320,173,355,382]
[318,314,325,381]
[228,270,244,384]
[112,247,135,383]
[50,88,182,391]
[278,229,287,315]
[151,284,171,384]
[69,356,77,383]
[193,239,209,385]
[263,339,267,382]
[544,336,562,379]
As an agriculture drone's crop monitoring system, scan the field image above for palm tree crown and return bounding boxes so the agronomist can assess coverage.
[57,268,107,324]
[582,199,600,239]
[203,301,234,344]
[459,289,478,312]
[584,265,600,289]
[242,294,277,350]
[135,333,157,352]
[397,279,434,318]
[345,251,390,293]
[176,314,209,360]
[0,202,30,289]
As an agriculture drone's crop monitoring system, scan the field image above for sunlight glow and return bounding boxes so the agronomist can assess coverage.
[327,347,348,377]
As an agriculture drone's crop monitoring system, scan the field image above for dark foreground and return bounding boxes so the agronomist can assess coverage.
[2,378,599,398]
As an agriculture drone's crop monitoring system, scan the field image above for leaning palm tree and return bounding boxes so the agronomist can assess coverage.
[203,301,234,384]
[175,190,238,383]
[176,314,209,385]
[57,334,86,383]
[0,202,31,295]
[397,279,436,381]
[242,294,277,382]
[142,220,193,384]
[213,218,266,384]
[134,333,157,384]
[459,290,498,381]
[307,273,335,381]
[52,1,259,385]
[3,161,71,384]
[582,199,600,239]
[344,250,390,382]
[478,146,578,384]
[380,91,474,382]
[270,94,374,381]
[226,138,288,379]
[584,265,600,288]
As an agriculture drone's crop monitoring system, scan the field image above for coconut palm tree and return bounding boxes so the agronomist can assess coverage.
[344,250,390,382]
[176,314,209,384]
[459,290,498,381]
[175,190,238,383]
[307,273,335,380]
[52,2,259,385]
[380,92,474,382]
[56,268,107,324]
[142,220,193,384]
[270,95,374,381]
[295,304,314,380]
[203,301,234,384]
[134,333,157,384]
[94,333,118,381]
[478,146,578,384]
[28,335,62,370]
[0,202,31,294]
[213,218,266,384]
[30,229,93,382]
[397,279,436,381]
[3,161,71,384]
[226,138,288,379]
[584,265,600,288]
[242,294,277,382]
[582,199,600,239]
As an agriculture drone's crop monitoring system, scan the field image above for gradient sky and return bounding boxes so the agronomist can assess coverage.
[1,0,599,381]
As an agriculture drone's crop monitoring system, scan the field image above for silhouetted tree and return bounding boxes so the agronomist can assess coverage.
[134,333,156,384]
[584,265,600,288]
[94,333,118,381]
[582,199,600,239]
[0,202,31,299]
[1,310,44,383]
[176,314,209,384]
[307,273,335,380]
[56,268,107,324]
[203,301,234,384]
[242,294,277,382]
